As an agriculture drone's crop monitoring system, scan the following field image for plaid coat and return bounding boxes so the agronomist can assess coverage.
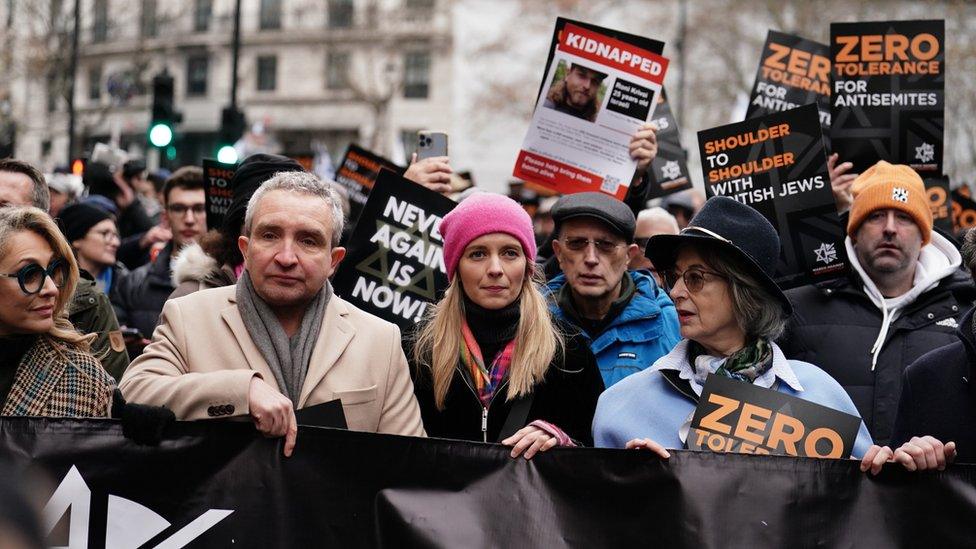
[1,336,114,417]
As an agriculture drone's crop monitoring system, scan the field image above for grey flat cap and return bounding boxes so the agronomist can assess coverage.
[551,192,636,241]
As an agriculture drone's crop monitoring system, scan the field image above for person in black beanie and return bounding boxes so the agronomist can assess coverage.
[59,202,128,295]
[169,153,305,299]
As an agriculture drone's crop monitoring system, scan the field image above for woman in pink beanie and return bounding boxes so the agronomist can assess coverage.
[410,192,604,458]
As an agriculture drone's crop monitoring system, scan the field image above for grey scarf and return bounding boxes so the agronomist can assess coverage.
[236,270,331,405]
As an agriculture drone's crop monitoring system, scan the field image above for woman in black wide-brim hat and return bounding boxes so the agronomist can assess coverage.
[592,196,876,461]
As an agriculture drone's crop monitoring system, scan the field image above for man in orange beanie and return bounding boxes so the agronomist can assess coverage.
[780,160,975,446]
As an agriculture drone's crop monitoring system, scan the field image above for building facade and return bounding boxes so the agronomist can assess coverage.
[1,0,453,171]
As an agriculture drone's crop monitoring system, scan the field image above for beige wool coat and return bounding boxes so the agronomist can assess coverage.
[119,285,425,436]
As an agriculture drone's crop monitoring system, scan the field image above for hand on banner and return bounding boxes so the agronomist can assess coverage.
[404,153,453,195]
[859,444,894,475]
[625,438,670,459]
[503,425,559,459]
[893,436,957,472]
[828,153,857,214]
[248,376,298,457]
[629,123,659,178]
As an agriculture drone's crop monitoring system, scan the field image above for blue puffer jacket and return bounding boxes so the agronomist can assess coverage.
[547,270,681,388]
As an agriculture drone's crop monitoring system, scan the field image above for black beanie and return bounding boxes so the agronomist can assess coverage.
[221,153,304,238]
[60,202,112,243]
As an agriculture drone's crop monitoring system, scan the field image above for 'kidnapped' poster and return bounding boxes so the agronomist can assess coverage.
[331,170,456,331]
[830,20,945,174]
[698,104,847,289]
[514,21,669,200]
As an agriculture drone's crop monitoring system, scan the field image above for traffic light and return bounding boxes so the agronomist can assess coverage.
[149,72,182,148]
[216,106,246,164]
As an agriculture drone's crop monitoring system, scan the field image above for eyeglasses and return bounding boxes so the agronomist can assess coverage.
[167,204,206,216]
[562,237,625,254]
[662,268,727,293]
[92,229,120,242]
[0,258,69,295]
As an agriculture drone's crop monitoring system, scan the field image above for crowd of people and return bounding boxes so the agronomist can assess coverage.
[0,119,972,487]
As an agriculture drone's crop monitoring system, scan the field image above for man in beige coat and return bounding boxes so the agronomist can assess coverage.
[120,171,424,455]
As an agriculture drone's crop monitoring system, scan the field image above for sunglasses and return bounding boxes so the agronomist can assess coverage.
[562,237,625,255]
[0,258,69,295]
[662,268,726,293]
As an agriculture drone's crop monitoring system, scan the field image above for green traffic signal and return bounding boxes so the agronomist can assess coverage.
[217,144,239,164]
[149,123,174,147]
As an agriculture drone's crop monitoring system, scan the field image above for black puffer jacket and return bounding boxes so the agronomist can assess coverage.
[111,243,176,338]
[780,268,976,446]
[892,307,976,462]
[409,325,605,446]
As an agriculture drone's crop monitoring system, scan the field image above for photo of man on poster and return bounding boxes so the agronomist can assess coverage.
[543,61,608,122]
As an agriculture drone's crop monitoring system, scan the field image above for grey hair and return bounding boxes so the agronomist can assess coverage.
[636,207,679,233]
[696,243,788,342]
[242,171,345,246]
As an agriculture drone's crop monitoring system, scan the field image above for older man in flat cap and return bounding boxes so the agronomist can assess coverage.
[547,192,681,388]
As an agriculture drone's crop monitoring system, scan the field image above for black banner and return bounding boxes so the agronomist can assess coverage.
[334,144,404,226]
[202,159,237,232]
[746,30,831,137]
[3,418,976,547]
[698,104,848,289]
[689,374,860,458]
[830,19,945,174]
[331,170,456,331]
[645,88,693,200]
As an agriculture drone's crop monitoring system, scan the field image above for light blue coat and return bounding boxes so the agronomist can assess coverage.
[592,340,874,458]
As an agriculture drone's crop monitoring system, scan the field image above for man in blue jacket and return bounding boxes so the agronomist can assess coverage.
[546,192,681,387]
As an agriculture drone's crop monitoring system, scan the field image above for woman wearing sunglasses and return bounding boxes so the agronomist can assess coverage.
[592,197,877,463]
[410,193,604,459]
[58,202,127,295]
[0,207,115,416]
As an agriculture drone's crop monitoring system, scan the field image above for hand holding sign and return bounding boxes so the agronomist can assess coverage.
[628,122,658,177]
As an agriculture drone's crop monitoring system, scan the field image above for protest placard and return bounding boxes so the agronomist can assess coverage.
[202,159,237,231]
[645,89,693,200]
[951,188,976,232]
[746,30,831,135]
[689,374,862,458]
[698,103,847,289]
[331,169,456,331]
[830,20,945,174]
[334,144,405,225]
[514,21,669,200]
[923,176,952,233]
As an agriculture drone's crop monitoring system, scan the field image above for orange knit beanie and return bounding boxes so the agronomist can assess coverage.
[847,160,932,245]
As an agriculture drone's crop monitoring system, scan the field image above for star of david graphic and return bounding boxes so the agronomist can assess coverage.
[814,242,837,265]
[356,219,439,300]
[915,142,935,164]
[660,160,682,180]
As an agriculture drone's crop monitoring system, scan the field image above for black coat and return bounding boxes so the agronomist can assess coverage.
[780,269,976,446]
[111,243,176,339]
[892,307,976,462]
[409,328,605,446]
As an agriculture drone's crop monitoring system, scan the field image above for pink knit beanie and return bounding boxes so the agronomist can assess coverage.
[440,192,537,281]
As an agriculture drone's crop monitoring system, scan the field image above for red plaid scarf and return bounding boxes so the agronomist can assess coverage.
[459,319,516,406]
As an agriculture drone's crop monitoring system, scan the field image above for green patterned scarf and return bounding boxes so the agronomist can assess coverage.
[689,339,774,384]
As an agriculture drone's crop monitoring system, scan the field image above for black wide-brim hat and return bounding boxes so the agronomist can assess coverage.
[646,196,793,316]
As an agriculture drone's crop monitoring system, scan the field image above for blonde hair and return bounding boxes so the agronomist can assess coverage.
[413,268,565,410]
[0,207,94,351]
